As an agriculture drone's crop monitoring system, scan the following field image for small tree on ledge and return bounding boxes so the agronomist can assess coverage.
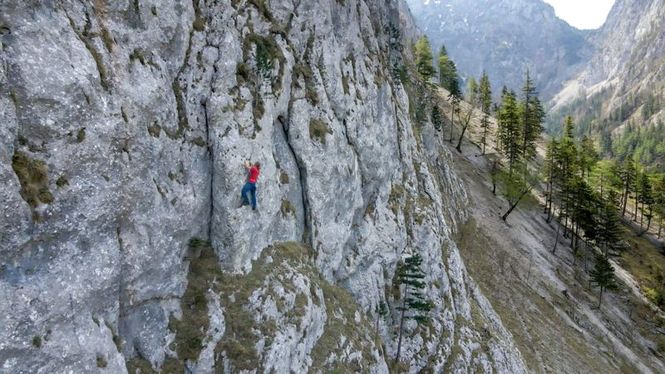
[395,252,433,363]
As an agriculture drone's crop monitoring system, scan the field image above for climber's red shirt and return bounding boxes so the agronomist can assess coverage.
[248,166,260,183]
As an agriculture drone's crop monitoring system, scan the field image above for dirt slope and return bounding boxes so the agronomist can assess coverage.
[449,139,665,373]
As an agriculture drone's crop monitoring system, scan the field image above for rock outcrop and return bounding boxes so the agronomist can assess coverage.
[0,0,525,372]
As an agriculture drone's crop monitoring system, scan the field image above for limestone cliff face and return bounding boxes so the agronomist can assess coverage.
[0,1,524,372]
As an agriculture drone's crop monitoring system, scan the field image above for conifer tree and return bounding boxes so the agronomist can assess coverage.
[557,116,579,234]
[590,253,618,309]
[438,46,454,91]
[431,105,443,132]
[395,253,433,362]
[543,139,559,221]
[479,72,492,155]
[595,193,622,256]
[653,175,665,238]
[619,160,636,217]
[579,136,599,180]
[414,36,435,81]
[497,89,521,175]
[633,166,643,221]
[467,77,479,107]
[519,71,544,163]
[570,178,596,254]
[590,160,622,203]
[637,172,654,231]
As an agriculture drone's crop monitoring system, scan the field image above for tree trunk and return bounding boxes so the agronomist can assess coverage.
[646,212,652,232]
[481,120,487,155]
[502,189,530,221]
[634,200,638,221]
[449,103,455,143]
[622,188,628,216]
[456,125,468,152]
[598,286,604,309]
[552,221,561,255]
[395,289,407,363]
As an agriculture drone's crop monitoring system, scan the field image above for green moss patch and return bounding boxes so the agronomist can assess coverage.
[76,128,86,143]
[131,240,381,372]
[309,119,332,144]
[279,170,289,184]
[96,355,108,368]
[56,176,69,188]
[147,122,161,138]
[11,151,53,215]
[190,136,206,147]
[168,239,221,365]
[280,199,296,217]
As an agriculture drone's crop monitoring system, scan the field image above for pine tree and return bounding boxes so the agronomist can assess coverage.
[438,46,454,91]
[579,136,599,180]
[479,72,492,155]
[467,77,479,107]
[395,253,433,362]
[570,179,596,255]
[414,36,435,81]
[497,89,521,175]
[637,172,654,231]
[590,160,622,203]
[447,65,461,143]
[619,160,636,217]
[589,253,618,309]
[633,166,643,221]
[557,116,580,235]
[520,71,544,163]
[543,139,559,221]
[595,194,622,256]
[652,175,665,238]
[431,105,443,132]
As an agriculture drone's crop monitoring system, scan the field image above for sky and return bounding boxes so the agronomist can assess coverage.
[542,0,616,29]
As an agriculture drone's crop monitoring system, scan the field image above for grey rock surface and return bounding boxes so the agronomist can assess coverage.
[0,0,525,372]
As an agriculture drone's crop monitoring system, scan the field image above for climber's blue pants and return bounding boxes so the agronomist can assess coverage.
[241,182,257,209]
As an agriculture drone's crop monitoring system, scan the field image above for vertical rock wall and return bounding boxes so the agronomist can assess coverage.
[0,0,525,372]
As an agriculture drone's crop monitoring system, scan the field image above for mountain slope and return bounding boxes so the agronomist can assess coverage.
[405,0,592,98]
[549,0,665,168]
[0,0,525,372]
[431,84,665,373]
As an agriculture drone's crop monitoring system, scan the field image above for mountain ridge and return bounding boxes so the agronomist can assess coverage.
[405,0,593,99]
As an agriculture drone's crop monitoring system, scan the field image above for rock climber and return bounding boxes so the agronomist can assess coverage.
[241,160,260,210]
